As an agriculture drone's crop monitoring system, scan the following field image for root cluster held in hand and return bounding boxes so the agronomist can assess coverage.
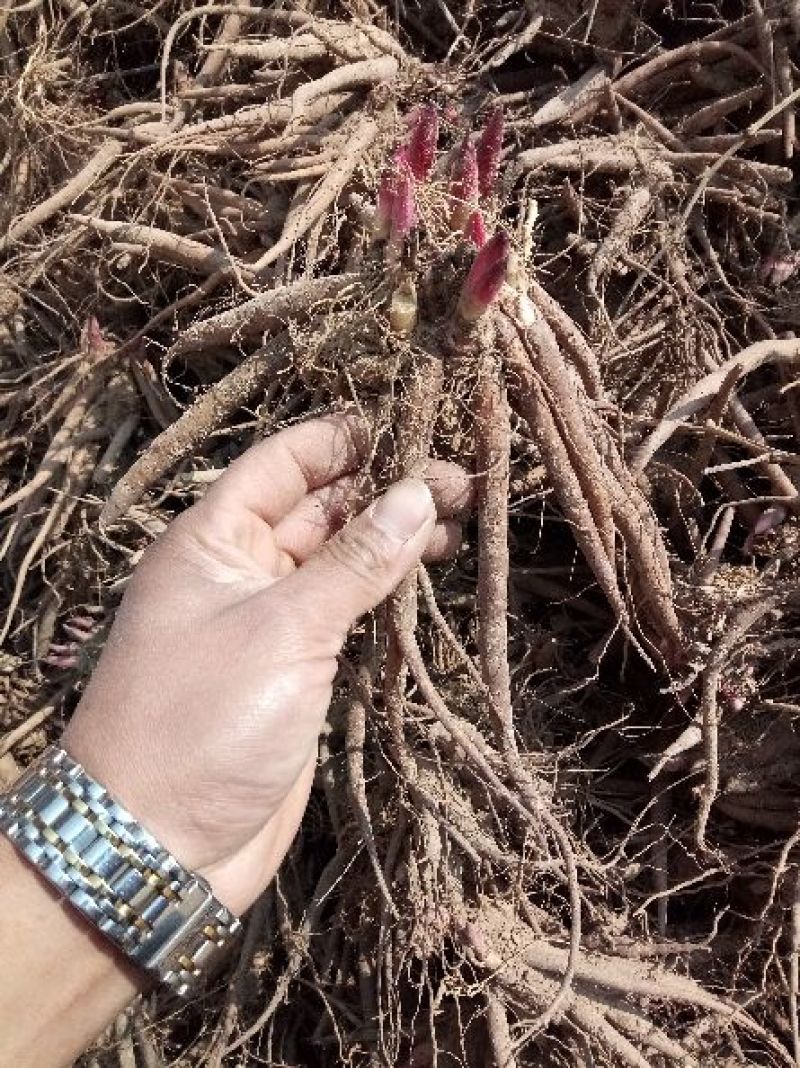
[4,1,800,1064]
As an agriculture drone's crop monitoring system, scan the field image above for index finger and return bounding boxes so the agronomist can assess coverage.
[201,412,370,527]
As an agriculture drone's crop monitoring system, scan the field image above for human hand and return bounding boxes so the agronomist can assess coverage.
[63,414,471,915]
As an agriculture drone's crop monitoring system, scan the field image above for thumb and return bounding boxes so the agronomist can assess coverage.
[275,478,436,641]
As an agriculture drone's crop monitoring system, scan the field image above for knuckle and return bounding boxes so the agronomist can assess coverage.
[325,524,393,582]
[139,516,189,567]
[133,508,217,583]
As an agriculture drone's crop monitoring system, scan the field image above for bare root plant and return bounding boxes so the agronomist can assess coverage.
[4,1,800,1064]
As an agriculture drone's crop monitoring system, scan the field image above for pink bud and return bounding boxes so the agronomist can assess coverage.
[754,504,788,537]
[476,104,504,198]
[406,104,439,182]
[759,252,800,287]
[457,230,510,321]
[719,684,747,713]
[390,161,418,244]
[86,315,105,353]
[744,505,788,553]
[465,210,487,248]
[374,146,410,240]
[403,105,421,129]
[374,176,394,239]
[449,135,479,231]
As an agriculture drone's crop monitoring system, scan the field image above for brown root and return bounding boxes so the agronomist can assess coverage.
[101,333,293,527]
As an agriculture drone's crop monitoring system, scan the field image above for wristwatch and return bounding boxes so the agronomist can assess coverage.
[0,746,241,996]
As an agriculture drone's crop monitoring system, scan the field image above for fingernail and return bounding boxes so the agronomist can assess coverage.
[371,479,434,542]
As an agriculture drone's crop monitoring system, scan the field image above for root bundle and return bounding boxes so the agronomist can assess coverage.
[3,1,800,1064]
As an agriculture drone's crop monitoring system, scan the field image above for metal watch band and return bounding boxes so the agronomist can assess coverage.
[0,746,241,996]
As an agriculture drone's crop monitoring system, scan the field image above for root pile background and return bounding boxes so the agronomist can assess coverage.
[3,0,800,1064]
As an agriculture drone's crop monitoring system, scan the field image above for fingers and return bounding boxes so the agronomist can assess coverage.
[424,461,474,521]
[272,479,436,646]
[271,476,356,566]
[272,460,473,564]
[200,413,369,527]
[423,520,462,563]
[272,513,461,576]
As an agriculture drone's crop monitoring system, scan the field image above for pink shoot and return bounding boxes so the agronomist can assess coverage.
[753,504,788,537]
[449,134,479,231]
[44,648,80,669]
[744,504,788,553]
[374,174,394,239]
[457,230,510,322]
[465,210,487,248]
[63,616,97,641]
[406,104,439,182]
[384,159,417,267]
[390,161,418,243]
[403,105,421,129]
[374,146,409,240]
[476,104,504,198]
[86,315,105,353]
[758,251,800,287]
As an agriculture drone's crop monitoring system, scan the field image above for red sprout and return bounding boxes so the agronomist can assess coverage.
[390,161,418,244]
[759,251,800,287]
[744,505,788,553]
[465,210,487,248]
[374,146,410,239]
[449,134,479,230]
[476,104,504,198]
[86,315,105,353]
[403,105,421,128]
[374,176,395,239]
[406,104,439,182]
[457,230,510,321]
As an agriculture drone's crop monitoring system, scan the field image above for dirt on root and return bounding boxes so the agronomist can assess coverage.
[3,1,800,1065]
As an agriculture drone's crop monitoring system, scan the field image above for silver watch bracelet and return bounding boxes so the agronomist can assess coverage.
[0,746,241,996]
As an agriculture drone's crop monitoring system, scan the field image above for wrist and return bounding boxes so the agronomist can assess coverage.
[61,707,272,915]
[2,744,244,994]
[62,716,219,877]
[0,833,141,1067]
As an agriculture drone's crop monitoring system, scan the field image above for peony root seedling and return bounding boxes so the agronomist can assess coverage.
[457,231,511,322]
[449,133,480,232]
[476,103,504,197]
[405,103,439,182]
